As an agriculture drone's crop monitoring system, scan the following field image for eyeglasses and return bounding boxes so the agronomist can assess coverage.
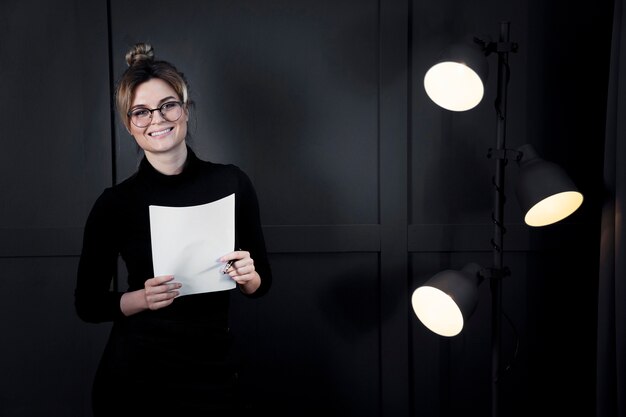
[127,101,184,128]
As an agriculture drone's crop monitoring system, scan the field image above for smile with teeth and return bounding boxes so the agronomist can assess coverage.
[149,127,173,137]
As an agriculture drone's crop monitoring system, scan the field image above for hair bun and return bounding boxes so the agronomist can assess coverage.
[125,42,154,67]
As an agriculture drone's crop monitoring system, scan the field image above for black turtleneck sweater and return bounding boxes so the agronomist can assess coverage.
[74,147,272,327]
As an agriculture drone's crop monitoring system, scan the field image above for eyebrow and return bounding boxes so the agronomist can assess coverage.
[130,96,179,110]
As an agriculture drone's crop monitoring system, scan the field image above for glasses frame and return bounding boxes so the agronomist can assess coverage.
[127,101,184,128]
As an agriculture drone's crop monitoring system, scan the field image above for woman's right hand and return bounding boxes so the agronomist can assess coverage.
[143,275,182,310]
[120,275,182,316]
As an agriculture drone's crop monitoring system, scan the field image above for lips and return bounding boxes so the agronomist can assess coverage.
[148,127,173,137]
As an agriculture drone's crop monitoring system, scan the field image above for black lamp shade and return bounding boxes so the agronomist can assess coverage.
[423,41,489,111]
[411,263,483,337]
[515,144,584,227]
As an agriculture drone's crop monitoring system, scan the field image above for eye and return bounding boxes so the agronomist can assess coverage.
[131,108,150,118]
[161,102,180,111]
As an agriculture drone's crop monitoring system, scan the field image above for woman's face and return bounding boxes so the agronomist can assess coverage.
[128,78,188,157]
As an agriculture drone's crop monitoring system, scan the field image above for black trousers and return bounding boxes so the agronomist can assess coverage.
[92,314,243,416]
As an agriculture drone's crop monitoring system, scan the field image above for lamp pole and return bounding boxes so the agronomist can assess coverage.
[490,21,515,417]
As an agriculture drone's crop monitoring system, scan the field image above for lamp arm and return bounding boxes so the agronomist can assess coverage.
[493,41,519,54]
[473,37,519,56]
[487,147,523,162]
[478,266,511,281]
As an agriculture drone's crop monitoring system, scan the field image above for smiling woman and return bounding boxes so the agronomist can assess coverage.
[116,44,191,174]
[74,42,272,415]
[127,78,189,168]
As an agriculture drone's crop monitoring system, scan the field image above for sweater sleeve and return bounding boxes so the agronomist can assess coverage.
[236,168,272,298]
[74,189,125,323]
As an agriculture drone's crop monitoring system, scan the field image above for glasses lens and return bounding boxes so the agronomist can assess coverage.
[128,102,183,127]
[160,102,183,122]
[130,109,151,128]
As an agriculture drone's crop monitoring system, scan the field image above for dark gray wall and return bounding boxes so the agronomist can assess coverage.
[0,1,113,416]
[0,0,612,416]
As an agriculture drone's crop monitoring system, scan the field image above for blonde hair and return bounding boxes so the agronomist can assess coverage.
[115,43,191,131]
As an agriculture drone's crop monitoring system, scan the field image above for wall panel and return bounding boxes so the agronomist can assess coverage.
[0,1,112,416]
[107,1,408,416]
[0,258,109,416]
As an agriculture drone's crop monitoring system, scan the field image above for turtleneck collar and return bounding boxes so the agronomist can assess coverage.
[136,146,199,185]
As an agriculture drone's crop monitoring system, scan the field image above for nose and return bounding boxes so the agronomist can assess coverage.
[150,109,167,124]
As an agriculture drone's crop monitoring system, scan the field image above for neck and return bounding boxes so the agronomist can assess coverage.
[144,144,188,175]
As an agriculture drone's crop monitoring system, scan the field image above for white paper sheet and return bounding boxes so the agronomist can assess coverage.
[149,194,236,297]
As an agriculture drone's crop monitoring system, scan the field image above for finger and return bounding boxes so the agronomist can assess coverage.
[154,275,175,284]
[145,275,174,288]
[222,251,250,273]
[166,282,182,292]
[145,282,180,301]
[220,249,249,263]
[156,290,179,301]
[219,251,236,263]
[146,290,179,310]
[148,298,175,310]
[232,271,257,285]
[228,258,255,275]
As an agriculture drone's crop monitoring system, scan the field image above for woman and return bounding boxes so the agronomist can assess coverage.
[74,43,272,415]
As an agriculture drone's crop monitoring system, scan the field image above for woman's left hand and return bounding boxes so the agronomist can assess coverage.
[220,249,258,286]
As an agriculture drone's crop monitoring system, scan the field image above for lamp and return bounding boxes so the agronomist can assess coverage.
[423,38,489,111]
[515,143,584,227]
[411,263,483,337]
[412,21,583,417]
